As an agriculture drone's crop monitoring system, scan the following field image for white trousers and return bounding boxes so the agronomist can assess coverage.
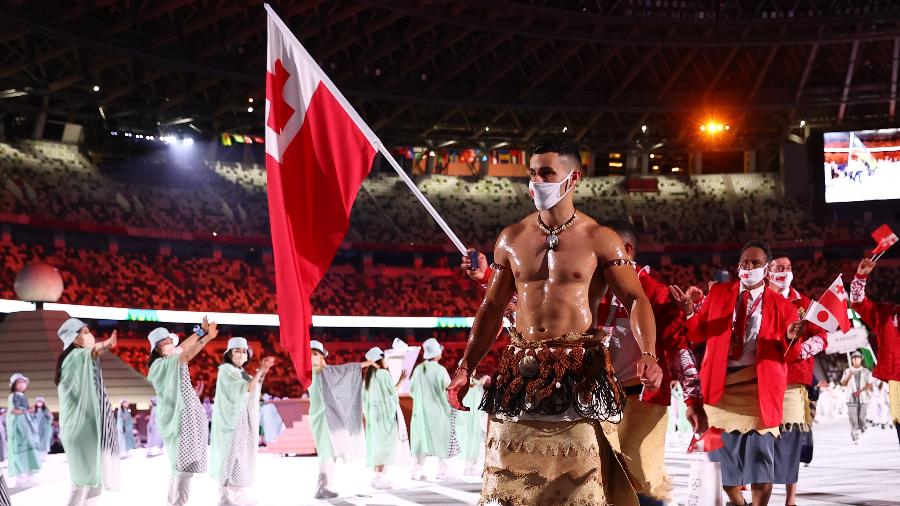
[318,457,335,484]
[66,485,101,506]
[219,484,255,506]
[167,472,194,506]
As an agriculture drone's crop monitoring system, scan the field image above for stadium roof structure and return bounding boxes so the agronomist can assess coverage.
[2,0,900,151]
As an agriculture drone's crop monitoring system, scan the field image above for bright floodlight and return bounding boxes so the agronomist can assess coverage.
[92,85,100,92]
[182,137,194,145]
[161,135,176,144]
[247,106,254,113]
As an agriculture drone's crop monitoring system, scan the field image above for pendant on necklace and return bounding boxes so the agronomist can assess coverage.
[546,234,559,250]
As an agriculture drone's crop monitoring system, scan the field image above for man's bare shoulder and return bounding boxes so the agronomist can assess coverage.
[576,213,616,240]
[580,217,628,259]
[498,213,536,243]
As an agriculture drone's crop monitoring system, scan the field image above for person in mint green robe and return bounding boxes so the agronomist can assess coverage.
[55,318,120,506]
[146,320,220,506]
[116,400,136,457]
[308,340,371,500]
[210,337,274,506]
[146,397,163,456]
[259,394,284,445]
[32,397,53,461]
[6,374,40,488]
[409,338,453,481]
[454,376,487,476]
[362,347,409,490]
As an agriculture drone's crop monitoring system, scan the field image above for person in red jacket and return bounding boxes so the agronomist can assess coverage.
[600,220,706,506]
[768,253,827,506]
[851,257,900,446]
[671,241,804,506]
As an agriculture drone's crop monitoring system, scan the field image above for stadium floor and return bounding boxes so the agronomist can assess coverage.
[4,418,898,505]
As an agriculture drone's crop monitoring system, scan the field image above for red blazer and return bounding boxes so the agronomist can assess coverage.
[852,275,900,381]
[685,280,798,428]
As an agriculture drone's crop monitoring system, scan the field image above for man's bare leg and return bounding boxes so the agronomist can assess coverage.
[785,483,798,505]
[723,485,747,505]
[751,483,773,506]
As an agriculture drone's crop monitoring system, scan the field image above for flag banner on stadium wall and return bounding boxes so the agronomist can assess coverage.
[265,4,379,388]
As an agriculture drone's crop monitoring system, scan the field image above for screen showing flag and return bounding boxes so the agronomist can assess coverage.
[823,129,900,203]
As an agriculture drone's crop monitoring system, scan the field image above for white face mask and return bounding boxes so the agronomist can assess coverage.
[230,350,249,368]
[529,171,574,211]
[769,271,793,291]
[738,266,767,287]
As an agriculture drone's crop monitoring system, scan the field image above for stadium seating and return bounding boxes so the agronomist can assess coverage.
[4,239,898,322]
[0,140,860,248]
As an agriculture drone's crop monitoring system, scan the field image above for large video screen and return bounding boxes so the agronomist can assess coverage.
[823,129,900,203]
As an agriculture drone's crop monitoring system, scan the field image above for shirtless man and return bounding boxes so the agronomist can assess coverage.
[446,139,662,506]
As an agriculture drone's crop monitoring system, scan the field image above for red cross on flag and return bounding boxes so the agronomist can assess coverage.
[871,224,898,255]
[265,5,379,388]
[804,274,852,334]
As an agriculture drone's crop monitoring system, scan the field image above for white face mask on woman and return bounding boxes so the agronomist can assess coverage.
[769,271,793,291]
[738,266,767,288]
[528,171,574,211]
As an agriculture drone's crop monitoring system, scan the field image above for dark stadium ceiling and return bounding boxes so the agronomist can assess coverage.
[2,0,900,152]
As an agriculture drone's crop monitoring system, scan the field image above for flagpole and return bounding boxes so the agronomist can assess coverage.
[376,143,467,255]
[265,4,468,256]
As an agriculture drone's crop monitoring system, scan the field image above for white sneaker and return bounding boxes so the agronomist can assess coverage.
[410,465,425,481]
[434,462,451,482]
[370,475,392,490]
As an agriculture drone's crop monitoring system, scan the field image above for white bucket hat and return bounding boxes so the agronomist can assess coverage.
[226,337,252,358]
[148,327,177,350]
[310,340,328,357]
[9,373,29,387]
[57,317,86,349]
[392,338,409,350]
[365,347,384,363]
[422,338,443,360]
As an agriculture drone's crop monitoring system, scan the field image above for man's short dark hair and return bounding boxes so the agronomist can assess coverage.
[771,251,790,261]
[605,219,638,247]
[531,138,582,171]
[741,240,772,263]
